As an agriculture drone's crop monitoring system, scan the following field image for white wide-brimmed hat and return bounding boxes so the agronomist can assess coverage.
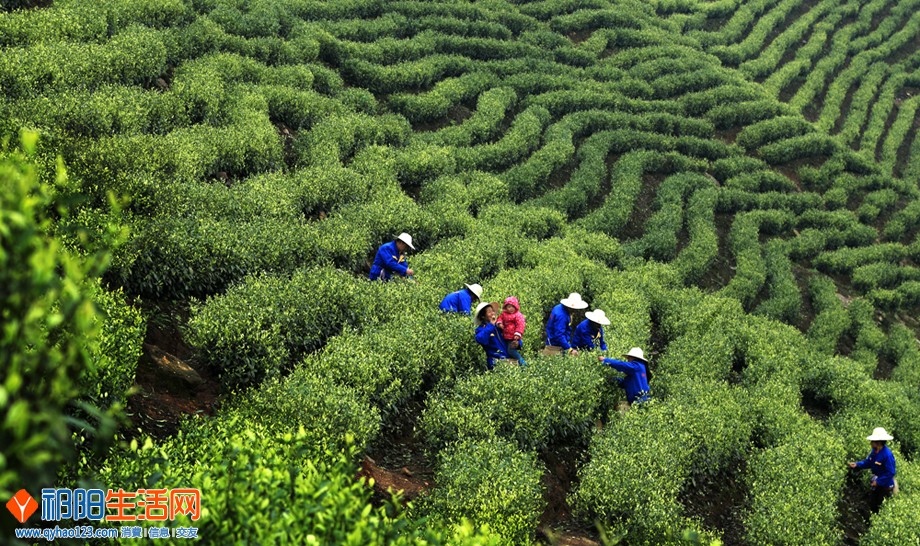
[473,301,501,327]
[623,347,648,363]
[866,427,894,441]
[585,309,611,326]
[560,292,589,310]
[465,283,483,300]
[396,232,415,250]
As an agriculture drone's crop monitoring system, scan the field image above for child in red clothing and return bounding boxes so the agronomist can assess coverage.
[496,296,527,365]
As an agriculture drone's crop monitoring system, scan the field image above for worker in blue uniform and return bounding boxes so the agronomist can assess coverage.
[573,309,610,351]
[474,301,508,370]
[544,292,589,356]
[439,283,483,314]
[848,427,898,513]
[599,347,651,406]
[369,232,415,281]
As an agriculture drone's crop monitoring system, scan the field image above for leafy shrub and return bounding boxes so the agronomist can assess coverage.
[220,370,381,452]
[806,274,851,355]
[754,240,801,324]
[187,267,392,388]
[736,115,815,151]
[720,210,794,309]
[580,150,675,237]
[414,86,517,147]
[706,96,789,127]
[0,26,167,99]
[306,310,481,414]
[421,356,606,451]
[420,438,545,546]
[847,298,885,371]
[100,420,500,545]
[0,136,108,500]
[886,324,920,386]
[573,388,748,546]
[68,101,283,186]
[389,72,497,123]
[857,188,899,223]
[883,200,920,241]
[296,112,411,166]
[82,281,146,407]
[814,243,910,274]
[4,86,189,139]
[672,186,719,284]
[341,55,472,94]
[758,133,838,164]
[743,426,845,546]
[625,172,714,261]
[454,105,551,172]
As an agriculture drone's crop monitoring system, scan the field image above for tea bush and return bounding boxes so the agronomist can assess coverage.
[389,72,497,123]
[573,389,748,545]
[625,172,715,261]
[454,105,551,172]
[0,26,167,99]
[720,209,794,309]
[0,137,110,501]
[886,323,920,386]
[99,420,500,545]
[82,281,146,407]
[8,0,920,542]
[754,240,801,324]
[414,86,517,147]
[306,310,481,413]
[219,370,380,452]
[758,133,838,164]
[421,356,606,451]
[187,267,394,388]
[672,186,719,284]
[806,274,851,355]
[419,438,544,546]
[743,425,846,546]
[847,298,885,371]
[3,86,189,139]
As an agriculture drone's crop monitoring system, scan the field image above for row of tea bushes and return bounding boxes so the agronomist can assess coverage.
[573,386,747,545]
[421,357,607,452]
[97,417,501,545]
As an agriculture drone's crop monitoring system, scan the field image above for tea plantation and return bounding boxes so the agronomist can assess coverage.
[2,0,920,544]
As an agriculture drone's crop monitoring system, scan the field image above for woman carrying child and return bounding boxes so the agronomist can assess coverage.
[474,302,509,371]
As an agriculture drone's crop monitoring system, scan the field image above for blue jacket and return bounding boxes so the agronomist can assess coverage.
[602,358,651,404]
[855,445,896,488]
[475,323,508,370]
[439,289,474,314]
[369,241,408,281]
[546,304,573,350]
[573,320,607,351]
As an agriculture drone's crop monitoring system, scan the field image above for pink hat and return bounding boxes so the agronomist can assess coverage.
[503,296,519,311]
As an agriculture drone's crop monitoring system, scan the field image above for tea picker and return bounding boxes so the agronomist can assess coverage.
[848,427,898,513]
[573,309,610,352]
[369,232,416,282]
[599,347,652,408]
[439,283,483,314]
[543,292,589,356]
[473,301,509,370]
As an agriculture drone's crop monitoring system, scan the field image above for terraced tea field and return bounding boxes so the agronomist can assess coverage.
[2,0,919,544]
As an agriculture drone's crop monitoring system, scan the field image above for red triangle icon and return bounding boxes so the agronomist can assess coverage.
[6,489,38,523]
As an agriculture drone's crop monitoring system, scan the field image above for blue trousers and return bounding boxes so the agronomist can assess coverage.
[506,342,527,366]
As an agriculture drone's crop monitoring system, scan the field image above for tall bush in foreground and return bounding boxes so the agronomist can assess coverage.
[0,133,107,503]
[100,420,503,545]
